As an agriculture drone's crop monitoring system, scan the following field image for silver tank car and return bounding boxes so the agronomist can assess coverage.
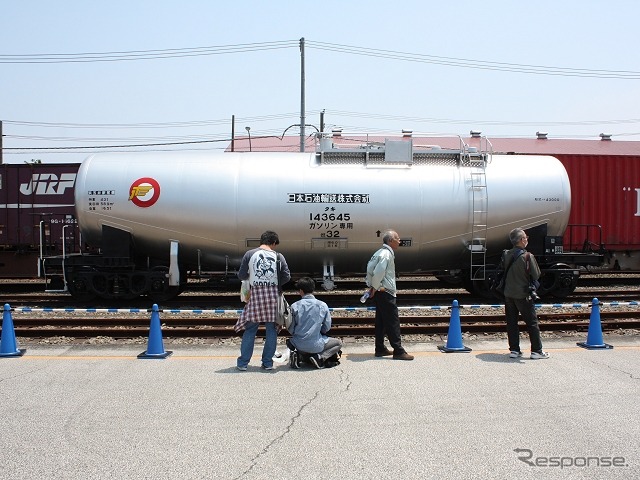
[72,144,570,295]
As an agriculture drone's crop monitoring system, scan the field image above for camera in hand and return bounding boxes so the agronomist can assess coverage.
[528,285,541,303]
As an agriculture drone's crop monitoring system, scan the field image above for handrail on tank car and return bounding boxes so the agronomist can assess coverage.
[314,131,493,157]
[566,224,605,253]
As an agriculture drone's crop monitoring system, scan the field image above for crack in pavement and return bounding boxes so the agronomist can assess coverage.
[234,365,352,478]
[234,390,319,479]
[589,358,639,380]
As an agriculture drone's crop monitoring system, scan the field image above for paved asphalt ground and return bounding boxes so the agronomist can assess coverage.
[1,334,638,479]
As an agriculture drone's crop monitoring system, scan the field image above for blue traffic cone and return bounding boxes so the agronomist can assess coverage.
[138,304,172,359]
[438,300,472,353]
[1,304,26,358]
[577,298,613,350]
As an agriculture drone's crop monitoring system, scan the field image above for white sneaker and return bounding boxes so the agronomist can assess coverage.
[509,351,523,358]
[530,351,550,359]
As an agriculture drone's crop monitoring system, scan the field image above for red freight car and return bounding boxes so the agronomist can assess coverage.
[0,163,80,277]
[554,153,640,269]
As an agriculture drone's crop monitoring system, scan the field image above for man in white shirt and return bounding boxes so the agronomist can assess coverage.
[365,230,413,361]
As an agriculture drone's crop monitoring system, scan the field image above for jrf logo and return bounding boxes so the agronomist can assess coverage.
[19,173,76,195]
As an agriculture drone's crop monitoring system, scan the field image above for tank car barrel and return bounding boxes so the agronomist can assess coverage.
[75,151,570,274]
[65,150,572,299]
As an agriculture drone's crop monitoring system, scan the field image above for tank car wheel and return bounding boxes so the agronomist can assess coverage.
[67,268,98,302]
[129,274,148,296]
[68,282,98,302]
[539,263,578,299]
[148,266,181,302]
[464,267,495,299]
[91,274,109,297]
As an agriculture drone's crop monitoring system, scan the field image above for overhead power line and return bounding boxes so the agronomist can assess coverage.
[325,110,640,127]
[6,109,639,134]
[307,41,640,79]
[2,112,315,129]
[2,38,638,79]
[5,107,640,151]
[0,40,299,64]
[3,138,232,150]
[3,131,320,153]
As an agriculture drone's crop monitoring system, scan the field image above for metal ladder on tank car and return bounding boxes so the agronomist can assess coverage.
[465,146,489,281]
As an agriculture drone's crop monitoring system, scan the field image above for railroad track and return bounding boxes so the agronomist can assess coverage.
[2,272,640,296]
[8,308,640,339]
[2,288,638,309]
[3,277,638,340]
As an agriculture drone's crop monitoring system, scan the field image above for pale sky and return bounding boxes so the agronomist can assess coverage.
[2,0,639,163]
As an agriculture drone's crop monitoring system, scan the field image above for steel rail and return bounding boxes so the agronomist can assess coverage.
[9,311,640,338]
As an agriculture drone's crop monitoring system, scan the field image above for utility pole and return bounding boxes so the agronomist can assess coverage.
[0,120,3,164]
[299,37,305,153]
[231,115,235,152]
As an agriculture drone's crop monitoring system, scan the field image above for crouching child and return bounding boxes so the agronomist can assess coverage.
[288,277,342,369]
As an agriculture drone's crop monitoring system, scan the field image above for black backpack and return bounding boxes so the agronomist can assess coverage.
[489,250,523,300]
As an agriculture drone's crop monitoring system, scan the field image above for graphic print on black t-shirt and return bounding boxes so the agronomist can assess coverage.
[252,251,277,285]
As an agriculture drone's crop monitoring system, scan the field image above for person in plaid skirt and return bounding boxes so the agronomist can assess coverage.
[235,230,290,370]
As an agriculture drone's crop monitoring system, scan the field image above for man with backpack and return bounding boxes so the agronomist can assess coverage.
[502,228,549,360]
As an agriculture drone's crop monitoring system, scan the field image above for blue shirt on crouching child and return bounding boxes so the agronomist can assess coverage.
[289,294,331,354]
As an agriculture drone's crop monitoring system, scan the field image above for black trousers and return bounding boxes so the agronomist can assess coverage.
[373,291,405,354]
[505,296,543,353]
